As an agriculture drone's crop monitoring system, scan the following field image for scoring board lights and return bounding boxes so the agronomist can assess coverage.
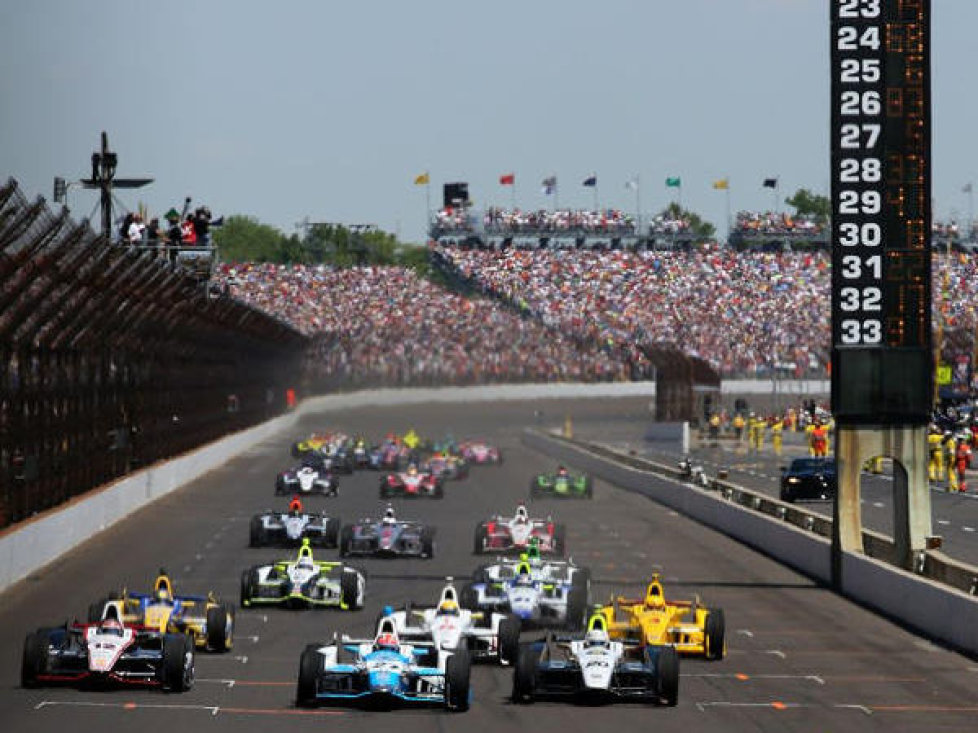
[830,0,932,425]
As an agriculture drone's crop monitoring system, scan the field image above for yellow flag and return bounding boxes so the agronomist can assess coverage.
[414,172,430,185]
[712,178,729,190]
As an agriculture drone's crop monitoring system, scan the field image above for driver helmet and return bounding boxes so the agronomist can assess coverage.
[383,506,397,525]
[557,465,568,476]
[515,562,533,585]
[584,627,610,648]
[289,496,303,514]
[514,505,529,523]
[155,586,171,603]
[374,633,399,651]
[100,618,124,637]
[297,554,314,570]
[437,599,460,617]
[407,463,419,477]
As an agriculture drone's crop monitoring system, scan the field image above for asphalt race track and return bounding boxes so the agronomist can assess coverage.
[2,397,977,732]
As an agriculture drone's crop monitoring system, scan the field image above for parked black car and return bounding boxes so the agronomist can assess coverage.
[780,458,837,502]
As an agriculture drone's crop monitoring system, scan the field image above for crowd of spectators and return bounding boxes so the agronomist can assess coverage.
[214,263,644,387]
[733,211,824,237]
[481,207,636,234]
[435,246,831,377]
[436,246,978,377]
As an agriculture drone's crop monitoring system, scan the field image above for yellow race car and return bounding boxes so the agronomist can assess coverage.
[595,574,725,660]
[88,570,234,653]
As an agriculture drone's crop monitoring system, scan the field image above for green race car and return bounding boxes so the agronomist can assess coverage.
[530,468,593,499]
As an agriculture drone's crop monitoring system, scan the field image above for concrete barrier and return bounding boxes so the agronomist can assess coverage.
[523,428,978,656]
[0,411,299,593]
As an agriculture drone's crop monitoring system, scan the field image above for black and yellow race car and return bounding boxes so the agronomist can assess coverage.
[88,569,234,653]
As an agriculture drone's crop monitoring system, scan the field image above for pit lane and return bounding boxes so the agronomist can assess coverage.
[1,397,975,732]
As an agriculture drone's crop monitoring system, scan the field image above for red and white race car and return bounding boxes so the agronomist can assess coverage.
[473,505,565,555]
[459,440,502,465]
[379,466,444,499]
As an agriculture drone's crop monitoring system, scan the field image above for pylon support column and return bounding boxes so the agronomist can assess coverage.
[833,425,931,583]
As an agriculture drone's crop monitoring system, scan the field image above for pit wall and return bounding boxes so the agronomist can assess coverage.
[522,429,978,656]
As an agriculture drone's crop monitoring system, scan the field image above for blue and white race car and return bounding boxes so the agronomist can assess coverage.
[295,616,470,711]
[461,558,588,631]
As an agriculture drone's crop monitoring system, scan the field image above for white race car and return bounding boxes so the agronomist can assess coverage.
[382,581,520,664]
[512,615,679,705]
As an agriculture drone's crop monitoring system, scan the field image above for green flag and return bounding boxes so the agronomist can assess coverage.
[665,177,681,187]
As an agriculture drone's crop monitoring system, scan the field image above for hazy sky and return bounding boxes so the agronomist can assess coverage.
[2,0,976,242]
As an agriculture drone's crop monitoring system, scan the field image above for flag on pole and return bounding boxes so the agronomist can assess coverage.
[582,175,597,187]
[665,177,681,188]
[414,172,430,185]
[964,183,974,193]
[763,177,778,188]
[541,176,557,195]
[625,177,639,190]
[499,173,515,185]
[713,178,729,190]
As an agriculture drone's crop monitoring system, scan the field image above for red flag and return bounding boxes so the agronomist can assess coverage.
[499,173,515,185]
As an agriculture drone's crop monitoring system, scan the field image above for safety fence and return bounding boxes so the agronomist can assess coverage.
[0,178,307,529]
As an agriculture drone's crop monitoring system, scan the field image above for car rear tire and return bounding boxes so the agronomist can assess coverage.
[339,525,353,558]
[340,569,362,610]
[460,583,479,611]
[498,615,521,664]
[249,517,264,547]
[445,648,471,712]
[240,568,257,608]
[296,644,320,707]
[566,587,587,631]
[512,645,537,703]
[206,604,233,652]
[473,525,487,554]
[655,645,679,706]
[553,524,567,556]
[21,630,48,688]
[163,633,194,692]
[704,609,725,660]
[324,518,341,548]
[420,528,435,559]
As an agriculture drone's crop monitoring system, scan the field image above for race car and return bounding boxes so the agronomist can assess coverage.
[472,539,588,587]
[291,432,338,459]
[379,465,444,499]
[296,616,470,711]
[381,581,521,664]
[275,455,338,496]
[88,569,234,653]
[239,538,365,610]
[511,614,678,706]
[369,440,414,471]
[320,439,356,474]
[461,557,588,630]
[21,616,195,692]
[473,505,566,555]
[458,440,502,465]
[530,466,593,499]
[422,454,469,481]
[351,436,372,468]
[250,496,341,548]
[339,506,435,559]
[594,574,725,660]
